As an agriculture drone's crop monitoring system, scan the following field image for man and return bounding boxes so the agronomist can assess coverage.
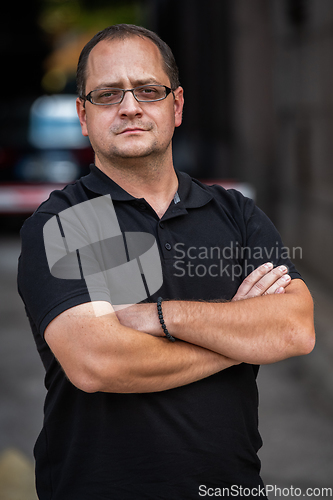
[18,24,315,500]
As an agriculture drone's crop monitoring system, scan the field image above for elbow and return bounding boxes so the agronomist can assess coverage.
[299,299,316,355]
[67,368,103,394]
[289,309,316,357]
[76,378,102,394]
[64,354,114,394]
[68,356,135,394]
[282,280,316,358]
[298,324,316,356]
[292,327,315,357]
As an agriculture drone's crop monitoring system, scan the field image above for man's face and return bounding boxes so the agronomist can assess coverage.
[76,36,184,165]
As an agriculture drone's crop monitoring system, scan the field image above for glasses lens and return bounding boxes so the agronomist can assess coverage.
[91,89,123,105]
[134,85,166,101]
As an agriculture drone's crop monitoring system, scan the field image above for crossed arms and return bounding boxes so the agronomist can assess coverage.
[45,263,315,394]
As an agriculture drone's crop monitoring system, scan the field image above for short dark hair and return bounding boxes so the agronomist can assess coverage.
[76,24,180,99]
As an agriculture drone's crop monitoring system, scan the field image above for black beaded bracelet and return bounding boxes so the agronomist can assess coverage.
[157,297,176,342]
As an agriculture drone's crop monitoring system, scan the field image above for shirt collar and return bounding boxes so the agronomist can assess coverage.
[81,164,212,209]
[176,170,213,209]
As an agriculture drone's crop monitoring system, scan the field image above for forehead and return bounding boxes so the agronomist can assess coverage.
[86,36,169,89]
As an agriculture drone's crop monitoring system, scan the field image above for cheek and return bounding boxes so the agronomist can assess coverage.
[155,108,176,135]
[86,111,111,139]
[87,107,115,128]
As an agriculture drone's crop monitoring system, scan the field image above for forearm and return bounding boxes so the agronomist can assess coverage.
[45,302,238,394]
[96,328,238,393]
[162,281,315,364]
[118,280,315,365]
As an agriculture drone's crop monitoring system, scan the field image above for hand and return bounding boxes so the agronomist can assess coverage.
[232,262,291,302]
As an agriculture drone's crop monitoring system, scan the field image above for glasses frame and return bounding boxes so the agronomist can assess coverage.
[83,84,174,106]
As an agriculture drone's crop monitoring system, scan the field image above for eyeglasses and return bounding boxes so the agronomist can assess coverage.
[84,85,174,106]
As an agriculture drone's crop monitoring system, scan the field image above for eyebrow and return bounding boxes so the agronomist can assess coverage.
[93,79,163,89]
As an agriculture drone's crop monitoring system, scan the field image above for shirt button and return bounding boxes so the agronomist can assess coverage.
[159,222,164,229]
[164,242,172,251]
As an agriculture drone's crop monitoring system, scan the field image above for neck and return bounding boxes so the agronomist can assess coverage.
[95,154,179,218]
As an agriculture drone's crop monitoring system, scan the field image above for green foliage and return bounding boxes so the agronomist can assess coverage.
[38,0,146,35]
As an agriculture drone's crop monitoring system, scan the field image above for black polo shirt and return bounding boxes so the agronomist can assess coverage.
[18,165,301,500]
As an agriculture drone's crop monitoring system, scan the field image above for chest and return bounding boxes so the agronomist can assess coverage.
[114,201,246,301]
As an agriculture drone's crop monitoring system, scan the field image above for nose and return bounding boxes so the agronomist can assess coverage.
[118,90,143,118]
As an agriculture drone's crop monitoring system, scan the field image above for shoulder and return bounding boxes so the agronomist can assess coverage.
[36,179,89,215]
[185,175,278,242]
[190,176,256,220]
[20,175,92,237]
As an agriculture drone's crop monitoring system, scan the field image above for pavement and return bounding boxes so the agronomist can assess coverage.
[0,235,332,499]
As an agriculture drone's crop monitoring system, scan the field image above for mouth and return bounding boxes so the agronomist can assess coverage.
[119,128,146,135]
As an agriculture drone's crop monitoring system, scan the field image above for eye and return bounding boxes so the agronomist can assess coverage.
[135,86,164,100]
[141,87,157,93]
[100,91,116,97]
[99,90,119,100]
[93,89,122,104]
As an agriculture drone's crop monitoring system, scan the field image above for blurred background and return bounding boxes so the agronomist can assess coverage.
[0,0,332,498]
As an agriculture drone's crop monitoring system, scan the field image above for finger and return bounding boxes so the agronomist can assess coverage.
[233,262,274,299]
[264,274,291,295]
[233,264,290,301]
[247,265,289,297]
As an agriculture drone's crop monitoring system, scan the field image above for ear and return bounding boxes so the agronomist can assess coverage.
[76,98,89,137]
[173,87,184,128]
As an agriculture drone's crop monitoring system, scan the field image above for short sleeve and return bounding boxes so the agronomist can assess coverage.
[18,212,94,338]
[228,189,303,281]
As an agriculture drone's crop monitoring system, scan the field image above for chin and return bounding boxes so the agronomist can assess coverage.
[110,143,161,159]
